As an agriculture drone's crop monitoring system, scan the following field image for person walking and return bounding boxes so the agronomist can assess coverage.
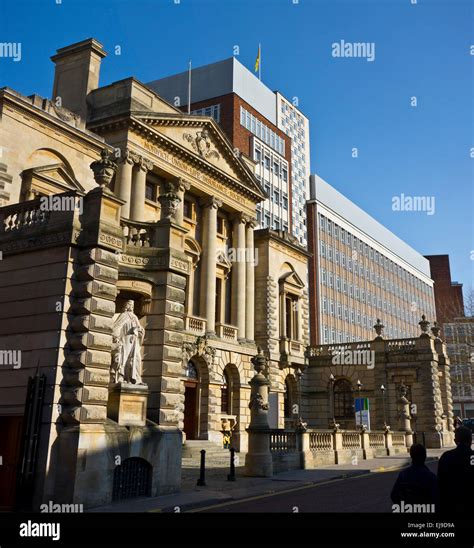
[391,444,438,507]
[437,426,474,514]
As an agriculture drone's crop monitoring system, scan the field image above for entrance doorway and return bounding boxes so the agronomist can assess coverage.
[183,360,199,440]
[0,416,23,511]
[183,381,198,439]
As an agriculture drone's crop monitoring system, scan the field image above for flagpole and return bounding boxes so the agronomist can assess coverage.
[188,60,192,114]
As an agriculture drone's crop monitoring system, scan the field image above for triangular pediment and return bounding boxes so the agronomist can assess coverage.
[21,163,85,199]
[132,112,266,201]
[280,269,305,290]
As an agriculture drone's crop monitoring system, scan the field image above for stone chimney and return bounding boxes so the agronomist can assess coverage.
[51,38,107,121]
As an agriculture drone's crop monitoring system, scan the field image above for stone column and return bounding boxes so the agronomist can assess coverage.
[199,197,222,335]
[173,177,190,226]
[244,348,273,477]
[130,156,152,221]
[245,217,256,342]
[115,149,134,218]
[231,213,246,341]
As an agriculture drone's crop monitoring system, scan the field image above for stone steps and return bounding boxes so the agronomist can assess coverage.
[182,440,229,458]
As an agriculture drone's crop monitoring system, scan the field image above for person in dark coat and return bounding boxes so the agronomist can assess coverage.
[437,426,474,514]
[391,444,438,507]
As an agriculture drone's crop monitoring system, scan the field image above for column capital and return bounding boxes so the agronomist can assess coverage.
[173,177,191,193]
[200,196,222,210]
[230,212,247,225]
[133,154,153,172]
[118,148,135,165]
[246,216,258,229]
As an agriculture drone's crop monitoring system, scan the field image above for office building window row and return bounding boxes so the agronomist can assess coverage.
[191,104,220,123]
[240,106,285,156]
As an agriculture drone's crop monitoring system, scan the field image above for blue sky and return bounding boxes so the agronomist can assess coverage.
[1,0,473,299]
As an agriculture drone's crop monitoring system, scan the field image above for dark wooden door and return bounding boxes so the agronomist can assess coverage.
[0,416,23,511]
[183,382,198,440]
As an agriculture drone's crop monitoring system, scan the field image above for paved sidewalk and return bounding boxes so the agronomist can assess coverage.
[89,448,446,513]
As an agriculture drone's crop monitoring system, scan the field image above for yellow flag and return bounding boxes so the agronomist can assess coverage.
[254,45,261,73]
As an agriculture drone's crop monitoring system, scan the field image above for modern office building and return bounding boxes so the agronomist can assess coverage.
[276,92,310,246]
[307,175,437,345]
[148,57,311,246]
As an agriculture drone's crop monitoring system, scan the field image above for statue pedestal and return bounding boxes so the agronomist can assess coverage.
[108,382,149,426]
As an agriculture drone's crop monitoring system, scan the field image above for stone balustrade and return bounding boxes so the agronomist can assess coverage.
[0,199,51,233]
[385,338,417,352]
[121,218,155,248]
[309,430,333,451]
[306,340,372,358]
[184,315,207,336]
[215,322,238,341]
[268,428,409,471]
[368,432,385,448]
[342,431,362,449]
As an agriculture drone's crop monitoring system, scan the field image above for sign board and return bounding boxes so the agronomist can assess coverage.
[355,397,370,429]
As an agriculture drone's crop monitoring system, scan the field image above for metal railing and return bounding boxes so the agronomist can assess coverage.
[269,430,297,453]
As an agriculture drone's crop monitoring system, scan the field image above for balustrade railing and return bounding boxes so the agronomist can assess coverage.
[185,315,207,335]
[385,339,417,352]
[0,200,51,234]
[216,323,238,341]
[306,341,372,358]
[309,431,333,451]
[368,432,385,448]
[121,219,155,248]
[342,431,362,449]
[392,432,406,446]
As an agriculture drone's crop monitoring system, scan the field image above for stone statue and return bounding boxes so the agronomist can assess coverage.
[111,300,145,385]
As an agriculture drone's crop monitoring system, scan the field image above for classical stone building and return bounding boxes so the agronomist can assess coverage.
[0,38,309,510]
[303,317,455,449]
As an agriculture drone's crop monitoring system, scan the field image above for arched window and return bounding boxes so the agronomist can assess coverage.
[334,379,353,419]
[185,361,198,380]
[221,369,231,414]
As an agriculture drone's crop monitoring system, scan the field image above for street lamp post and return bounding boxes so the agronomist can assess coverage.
[329,373,335,424]
[381,384,387,428]
[356,379,363,429]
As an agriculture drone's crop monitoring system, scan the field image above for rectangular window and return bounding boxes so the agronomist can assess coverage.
[145,182,157,201]
[183,199,193,220]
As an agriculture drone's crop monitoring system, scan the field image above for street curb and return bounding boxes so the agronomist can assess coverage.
[171,456,441,513]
